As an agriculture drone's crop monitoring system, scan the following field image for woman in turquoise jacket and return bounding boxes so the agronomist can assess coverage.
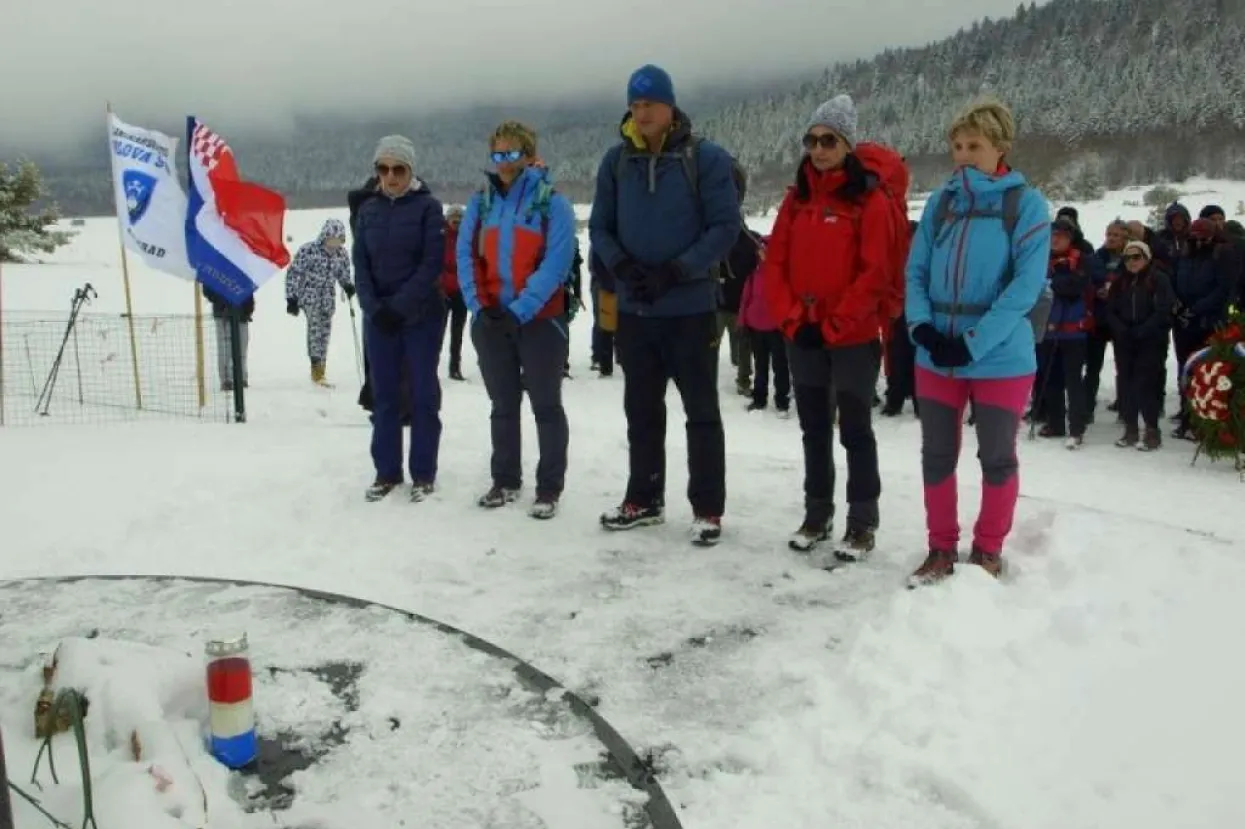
[904,99,1052,586]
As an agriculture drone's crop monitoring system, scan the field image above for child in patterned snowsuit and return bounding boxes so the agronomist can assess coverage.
[286,218,356,385]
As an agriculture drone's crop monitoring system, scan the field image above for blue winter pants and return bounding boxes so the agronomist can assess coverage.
[366,315,444,484]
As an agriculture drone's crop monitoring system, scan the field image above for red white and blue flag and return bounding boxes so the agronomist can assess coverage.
[185,117,290,305]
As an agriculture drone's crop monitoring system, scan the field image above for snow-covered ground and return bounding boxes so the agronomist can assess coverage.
[1,178,1244,829]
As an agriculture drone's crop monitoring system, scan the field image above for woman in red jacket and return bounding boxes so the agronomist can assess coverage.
[763,94,903,560]
[440,206,467,380]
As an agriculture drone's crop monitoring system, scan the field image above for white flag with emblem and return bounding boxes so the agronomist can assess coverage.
[108,112,194,279]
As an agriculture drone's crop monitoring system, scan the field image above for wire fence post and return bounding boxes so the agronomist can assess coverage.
[0,725,16,829]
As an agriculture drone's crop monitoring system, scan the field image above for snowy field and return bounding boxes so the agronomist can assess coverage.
[2,178,1244,828]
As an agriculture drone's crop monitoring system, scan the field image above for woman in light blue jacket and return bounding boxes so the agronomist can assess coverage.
[904,99,1052,586]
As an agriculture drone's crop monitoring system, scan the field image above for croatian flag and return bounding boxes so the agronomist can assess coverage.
[185,117,289,305]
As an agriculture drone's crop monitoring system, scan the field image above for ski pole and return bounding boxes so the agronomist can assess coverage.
[346,295,363,384]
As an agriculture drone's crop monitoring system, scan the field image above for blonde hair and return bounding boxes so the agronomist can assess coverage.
[490,120,537,157]
[948,98,1016,154]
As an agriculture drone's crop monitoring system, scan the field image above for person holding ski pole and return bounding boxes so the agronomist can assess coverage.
[286,218,355,386]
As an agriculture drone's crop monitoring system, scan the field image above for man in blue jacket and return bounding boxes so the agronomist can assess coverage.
[589,64,741,546]
[353,135,447,502]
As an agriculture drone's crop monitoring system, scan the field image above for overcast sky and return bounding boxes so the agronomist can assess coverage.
[4,0,1041,151]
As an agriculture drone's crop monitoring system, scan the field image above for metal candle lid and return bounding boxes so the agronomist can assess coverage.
[205,633,249,657]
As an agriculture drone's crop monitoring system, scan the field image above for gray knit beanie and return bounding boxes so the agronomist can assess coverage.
[804,94,858,148]
[373,134,416,169]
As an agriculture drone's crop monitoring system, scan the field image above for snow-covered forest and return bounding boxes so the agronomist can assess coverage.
[26,0,1245,214]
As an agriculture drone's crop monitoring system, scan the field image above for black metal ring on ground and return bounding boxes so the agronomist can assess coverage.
[1,574,684,829]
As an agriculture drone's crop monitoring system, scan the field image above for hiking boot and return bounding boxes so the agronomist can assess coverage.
[747,401,766,412]
[365,480,401,502]
[1106,400,1119,412]
[1139,428,1162,452]
[967,547,1002,577]
[448,367,465,381]
[478,486,520,509]
[907,549,958,588]
[735,380,751,397]
[788,522,831,552]
[409,481,435,502]
[1115,429,1139,448]
[691,516,722,546]
[1038,424,1065,438]
[601,502,664,531]
[1065,435,1084,450]
[311,361,330,386]
[776,406,791,420]
[1172,425,1196,441]
[529,493,559,520]
[879,401,903,417]
[834,527,876,563]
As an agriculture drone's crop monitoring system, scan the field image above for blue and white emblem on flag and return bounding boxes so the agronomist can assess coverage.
[123,170,157,225]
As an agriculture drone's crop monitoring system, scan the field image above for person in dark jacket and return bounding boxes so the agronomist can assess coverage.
[353,134,446,502]
[1039,217,1102,448]
[589,64,741,546]
[881,220,921,417]
[588,249,617,376]
[717,164,759,396]
[1225,219,1245,308]
[1172,218,1238,439]
[1091,219,1130,415]
[201,283,254,391]
[1107,240,1173,451]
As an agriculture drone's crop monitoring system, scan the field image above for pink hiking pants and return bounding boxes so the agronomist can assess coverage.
[915,367,1034,555]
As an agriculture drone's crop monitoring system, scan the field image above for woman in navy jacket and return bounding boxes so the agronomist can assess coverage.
[352,135,446,502]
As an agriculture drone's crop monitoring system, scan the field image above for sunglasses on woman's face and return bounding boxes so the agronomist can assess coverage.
[802,133,839,150]
[491,149,524,164]
[374,163,408,177]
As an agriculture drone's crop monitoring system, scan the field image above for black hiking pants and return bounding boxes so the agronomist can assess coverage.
[1114,335,1166,432]
[617,312,725,517]
[788,339,882,532]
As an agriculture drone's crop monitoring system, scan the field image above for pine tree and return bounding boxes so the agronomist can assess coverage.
[0,160,73,262]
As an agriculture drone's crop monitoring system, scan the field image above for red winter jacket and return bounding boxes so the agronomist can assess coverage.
[762,160,894,347]
[440,222,459,295]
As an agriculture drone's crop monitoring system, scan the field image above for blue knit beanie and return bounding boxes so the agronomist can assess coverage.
[627,64,676,108]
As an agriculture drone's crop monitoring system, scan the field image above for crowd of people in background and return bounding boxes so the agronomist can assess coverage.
[207,62,1245,587]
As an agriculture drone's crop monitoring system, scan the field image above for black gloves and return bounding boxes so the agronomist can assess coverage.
[373,305,405,334]
[912,323,972,368]
[616,258,683,304]
[342,283,356,299]
[482,305,519,338]
[932,336,972,368]
[793,323,824,349]
[632,263,682,303]
[613,258,645,286]
[286,298,299,316]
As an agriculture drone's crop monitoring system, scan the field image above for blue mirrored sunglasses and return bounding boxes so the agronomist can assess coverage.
[490,149,524,164]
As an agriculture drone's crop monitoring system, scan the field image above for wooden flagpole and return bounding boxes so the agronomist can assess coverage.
[106,101,144,411]
[186,115,207,410]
